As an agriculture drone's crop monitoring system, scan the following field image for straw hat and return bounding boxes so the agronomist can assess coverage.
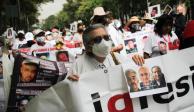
[126,16,140,27]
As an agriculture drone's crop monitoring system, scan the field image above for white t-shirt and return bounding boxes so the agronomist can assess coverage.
[12,39,27,50]
[144,31,179,57]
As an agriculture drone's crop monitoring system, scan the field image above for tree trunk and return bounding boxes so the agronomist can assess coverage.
[191,0,194,19]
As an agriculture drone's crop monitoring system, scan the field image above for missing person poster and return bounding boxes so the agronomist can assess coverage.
[163,4,173,15]
[148,4,161,18]
[124,31,152,56]
[7,53,67,112]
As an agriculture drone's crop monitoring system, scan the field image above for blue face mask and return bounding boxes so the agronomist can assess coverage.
[131,23,141,31]
[36,36,45,43]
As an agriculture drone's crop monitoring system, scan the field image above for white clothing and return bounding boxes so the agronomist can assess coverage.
[72,33,85,49]
[106,23,124,47]
[30,42,53,51]
[12,39,27,49]
[106,23,125,55]
[45,40,56,47]
[30,42,53,55]
[144,31,179,57]
[68,53,129,76]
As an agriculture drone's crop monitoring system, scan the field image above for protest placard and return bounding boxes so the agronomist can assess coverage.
[124,31,152,56]
[148,4,161,18]
[7,53,67,112]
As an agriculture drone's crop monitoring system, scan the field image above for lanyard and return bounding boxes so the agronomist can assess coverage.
[162,35,171,43]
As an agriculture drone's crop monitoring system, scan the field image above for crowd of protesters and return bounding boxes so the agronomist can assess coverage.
[0,4,194,112]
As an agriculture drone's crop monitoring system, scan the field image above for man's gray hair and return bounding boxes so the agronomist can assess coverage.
[125,69,136,81]
[83,24,106,56]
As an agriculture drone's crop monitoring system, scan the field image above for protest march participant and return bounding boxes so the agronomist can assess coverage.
[143,14,180,59]
[67,24,144,81]
[90,7,123,53]
[12,32,27,50]
[73,23,85,50]
[25,32,35,48]
[180,20,194,49]
[151,66,166,88]
[30,29,52,53]
[125,16,141,33]
[125,69,140,92]
[174,5,186,41]
[141,16,155,31]
[45,31,56,47]
[138,66,157,90]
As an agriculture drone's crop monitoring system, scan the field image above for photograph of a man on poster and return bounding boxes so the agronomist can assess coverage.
[125,38,138,54]
[19,60,38,83]
[56,51,69,62]
[125,69,140,92]
[148,4,161,18]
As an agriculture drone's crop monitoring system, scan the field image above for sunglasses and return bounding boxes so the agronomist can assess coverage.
[92,35,110,44]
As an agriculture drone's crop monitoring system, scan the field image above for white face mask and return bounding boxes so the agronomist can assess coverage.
[114,20,121,28]
[92,39,112,57]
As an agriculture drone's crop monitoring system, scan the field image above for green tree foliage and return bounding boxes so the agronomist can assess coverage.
[42,11,69,30]
[42,0,194,29]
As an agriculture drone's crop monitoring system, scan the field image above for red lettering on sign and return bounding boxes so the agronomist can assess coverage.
[108,92,133,112]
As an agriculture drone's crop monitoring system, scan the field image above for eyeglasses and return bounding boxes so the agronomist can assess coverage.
[92,35,110,44]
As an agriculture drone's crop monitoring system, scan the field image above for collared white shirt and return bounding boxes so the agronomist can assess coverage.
[67,53,130,76]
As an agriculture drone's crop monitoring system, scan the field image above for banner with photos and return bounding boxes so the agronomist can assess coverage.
[7,53,67,112]
[25,47,194,112]
[124,31,152,56]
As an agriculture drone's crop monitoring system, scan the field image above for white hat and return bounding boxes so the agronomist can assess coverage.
[45,31,51,36]
[90,7,108,20]
[18,30,25,34]
[25,32,34,41]
[33,29,44,36]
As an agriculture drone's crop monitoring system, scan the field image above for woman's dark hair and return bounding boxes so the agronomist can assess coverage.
[17,33,25,39]
[92,15,108,25]
[154,14,173,37]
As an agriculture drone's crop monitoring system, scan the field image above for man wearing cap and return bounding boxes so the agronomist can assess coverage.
[90,7,124,53]
[30,29,52,54]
